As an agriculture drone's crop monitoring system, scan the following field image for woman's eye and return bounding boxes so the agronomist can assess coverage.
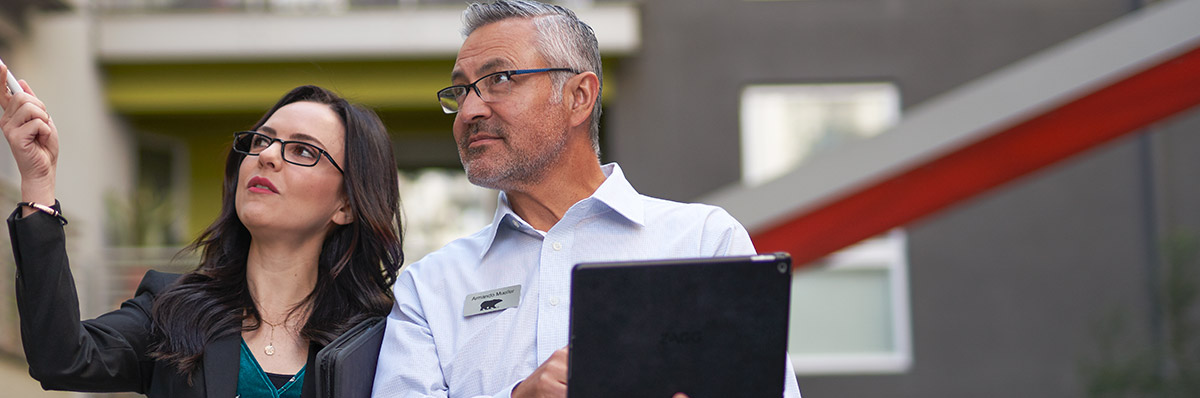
[252,136,271,149]
[292,145,318,160]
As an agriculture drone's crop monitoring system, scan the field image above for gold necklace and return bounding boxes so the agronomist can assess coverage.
[260,316,284,356]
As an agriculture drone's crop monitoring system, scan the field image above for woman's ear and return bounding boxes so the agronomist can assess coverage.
[332,201,355,225]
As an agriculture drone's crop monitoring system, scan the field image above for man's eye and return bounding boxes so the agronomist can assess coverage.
[488,73,512,85]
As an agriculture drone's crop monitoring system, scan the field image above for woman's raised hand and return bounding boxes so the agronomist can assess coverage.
[0,63,57,206]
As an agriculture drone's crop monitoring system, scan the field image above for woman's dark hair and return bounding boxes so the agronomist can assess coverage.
[149,85,403,377]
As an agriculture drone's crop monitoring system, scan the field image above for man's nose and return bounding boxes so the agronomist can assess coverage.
[457,87,493,121]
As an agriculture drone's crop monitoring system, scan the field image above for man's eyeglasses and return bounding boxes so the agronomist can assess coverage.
[437,68,578,114]
[232,131,344,174]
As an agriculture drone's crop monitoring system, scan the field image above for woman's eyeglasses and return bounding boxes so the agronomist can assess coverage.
[232,131,344,174]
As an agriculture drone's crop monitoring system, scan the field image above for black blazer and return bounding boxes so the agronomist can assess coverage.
[8,207,321,398]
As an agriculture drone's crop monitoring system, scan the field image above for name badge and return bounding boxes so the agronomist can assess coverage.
[463,285,521,317]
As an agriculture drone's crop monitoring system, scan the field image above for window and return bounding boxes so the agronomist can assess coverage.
[740,82,911,374]
[106,134,190,247]
[788,231,912,374]
[740,82,899,186]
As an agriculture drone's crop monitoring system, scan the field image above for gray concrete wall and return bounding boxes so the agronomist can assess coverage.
[795,105,1199,398]
[603,0,1198,396]
[1159,110,1200,235]
[607,0,1132,200]
[806,121,1192,396]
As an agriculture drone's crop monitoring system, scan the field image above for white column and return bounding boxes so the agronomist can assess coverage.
[14,10,133,319]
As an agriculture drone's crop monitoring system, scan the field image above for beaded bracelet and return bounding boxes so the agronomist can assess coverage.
[17,201,68,225]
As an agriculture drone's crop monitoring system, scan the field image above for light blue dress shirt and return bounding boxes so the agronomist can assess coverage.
[372,163,801,398]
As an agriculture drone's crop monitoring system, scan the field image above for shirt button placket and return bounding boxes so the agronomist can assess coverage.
[535,233,557,362]
[540,230,572,359]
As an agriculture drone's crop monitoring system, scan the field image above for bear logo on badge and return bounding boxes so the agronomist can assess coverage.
[480,299,503,311]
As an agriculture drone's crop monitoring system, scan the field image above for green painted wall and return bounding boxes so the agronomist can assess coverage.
[106,59,454,114]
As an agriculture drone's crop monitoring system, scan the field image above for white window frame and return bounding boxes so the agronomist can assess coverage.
[788,229,913,375]
[738,82,911,375]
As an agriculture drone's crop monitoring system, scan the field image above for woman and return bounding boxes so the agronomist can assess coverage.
[2,71,403,397]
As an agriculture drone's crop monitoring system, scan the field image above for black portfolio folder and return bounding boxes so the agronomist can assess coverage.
[315,316,386,398]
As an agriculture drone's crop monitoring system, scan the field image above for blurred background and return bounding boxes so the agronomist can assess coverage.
[0,0,1197,397]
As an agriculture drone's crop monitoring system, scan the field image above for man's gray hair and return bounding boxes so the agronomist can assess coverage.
[463,0,604,156]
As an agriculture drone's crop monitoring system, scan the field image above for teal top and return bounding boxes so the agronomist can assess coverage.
[238,340,306,398]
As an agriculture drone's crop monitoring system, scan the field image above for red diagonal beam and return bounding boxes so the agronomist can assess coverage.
[752,44,1200,267]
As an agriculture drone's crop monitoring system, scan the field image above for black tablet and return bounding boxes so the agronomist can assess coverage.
[568,253,793,398]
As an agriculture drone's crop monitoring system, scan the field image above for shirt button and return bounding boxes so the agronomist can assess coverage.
[550,297,560,306]
[511,220,520,228]
[552,242,563,251]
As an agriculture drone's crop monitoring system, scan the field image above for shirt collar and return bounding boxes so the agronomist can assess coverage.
[589,163,646,227]
[479,192,520,259]
[477,163,645,259]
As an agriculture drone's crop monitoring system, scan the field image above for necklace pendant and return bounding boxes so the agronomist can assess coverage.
[264,344,276,356]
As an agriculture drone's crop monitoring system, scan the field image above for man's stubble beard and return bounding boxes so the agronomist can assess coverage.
[459,120,569,191]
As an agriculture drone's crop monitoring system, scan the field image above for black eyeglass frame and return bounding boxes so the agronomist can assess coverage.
[436,68,579,114]
[232,131,344,174]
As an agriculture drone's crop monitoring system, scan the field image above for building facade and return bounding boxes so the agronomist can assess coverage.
[1,0,1197,397]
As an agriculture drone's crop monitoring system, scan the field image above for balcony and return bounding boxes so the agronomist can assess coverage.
[87,0,639,62]
[92,0,622,14]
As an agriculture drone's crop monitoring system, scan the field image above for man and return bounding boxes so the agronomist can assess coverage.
[372,1,802,397]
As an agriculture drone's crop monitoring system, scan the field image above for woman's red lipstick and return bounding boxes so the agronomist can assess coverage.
[247,176,278,194]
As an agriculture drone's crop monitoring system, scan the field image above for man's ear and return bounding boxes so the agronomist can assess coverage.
[332,200,355,226]
[565,71,600,129]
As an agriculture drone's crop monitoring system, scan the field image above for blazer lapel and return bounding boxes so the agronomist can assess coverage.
[204,334,240,398]
[300,341,320,398]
